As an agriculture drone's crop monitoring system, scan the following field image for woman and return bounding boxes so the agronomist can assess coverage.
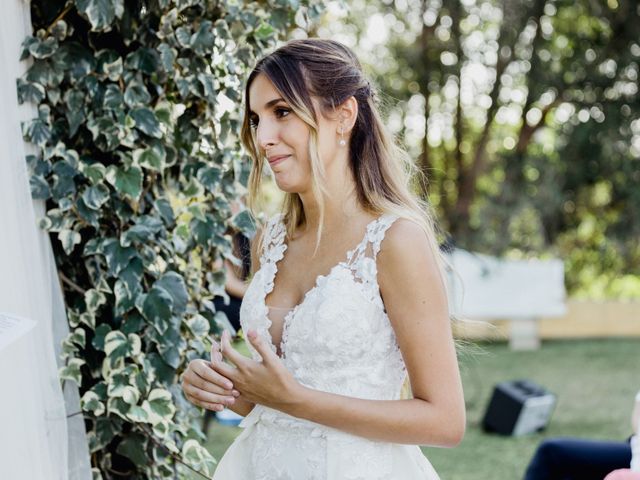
[181,38,465,479]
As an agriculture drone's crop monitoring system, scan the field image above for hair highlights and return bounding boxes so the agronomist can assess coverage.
[240,38,451,293]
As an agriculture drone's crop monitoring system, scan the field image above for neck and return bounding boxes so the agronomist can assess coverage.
[297,162,367,235]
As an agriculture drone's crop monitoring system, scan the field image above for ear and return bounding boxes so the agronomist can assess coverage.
[336,96,359,134]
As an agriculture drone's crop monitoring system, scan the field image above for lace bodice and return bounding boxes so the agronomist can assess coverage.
[235,212,412,479]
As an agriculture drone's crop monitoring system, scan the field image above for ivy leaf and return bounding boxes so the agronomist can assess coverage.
[121,215,163,245]
[85,288,107,312]
[82,184,110,210]
[114,280,136,315]
[133,142,166,171]
[105,331,141,365]
[125,405,149,423]
[141,388,175,425]
[254,21,275,40]
[190,20,215,54]
[145,353,174,384]
[106,165,142,201]
[154,198,175,227]
[30,175,51,199]
[103,84,124,109]
[124,48,159,74]
[155,272,188,315]
[81,390,106,416]
[121,311,145,335]
[186,314,209,338]
[197,166,222,193]
[129,108,162,138]
[181,439,216,476]
[17,78,46,104]
[59,229,82,254]
[157,43,176,72]
[50,20,69,42]
[142,286,173,324]
[92,324,112,351]
[231,210,256,237]
[23,118,51,146]
[80,162,106,184]
[116,434,148,466]
[28,37,58,59]
[60,357,85,385]
[76,0,125,32]
[124,80,151,107]
[103,56,123,81]
[102,238,137,276]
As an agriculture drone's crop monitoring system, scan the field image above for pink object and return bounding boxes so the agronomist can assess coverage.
[604,470,640,480]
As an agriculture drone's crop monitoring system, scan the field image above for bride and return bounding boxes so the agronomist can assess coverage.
[181,38,465,479]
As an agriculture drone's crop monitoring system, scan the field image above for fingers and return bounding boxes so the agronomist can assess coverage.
[193,358,236,392]
[184,392,227,412]
[183,381,237,407]
[182,359,240,411]
[220,330,248,369]
[183,359,240,398]
[246,329,276,365]
[211,354,239,381]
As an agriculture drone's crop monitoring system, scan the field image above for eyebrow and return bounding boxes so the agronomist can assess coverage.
[248,97,286,115]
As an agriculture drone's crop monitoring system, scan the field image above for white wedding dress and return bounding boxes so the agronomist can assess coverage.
[212,213,440,480]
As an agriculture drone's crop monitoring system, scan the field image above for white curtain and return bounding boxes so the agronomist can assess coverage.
[0,1,91,479]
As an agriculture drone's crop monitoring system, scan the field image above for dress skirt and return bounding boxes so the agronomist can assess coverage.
[211,406,440,480]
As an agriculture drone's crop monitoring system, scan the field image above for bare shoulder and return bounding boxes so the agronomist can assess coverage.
[377,217,446,307]
[378,218,435,272]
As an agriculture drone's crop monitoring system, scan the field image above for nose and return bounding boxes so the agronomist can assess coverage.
[256,119,278,151]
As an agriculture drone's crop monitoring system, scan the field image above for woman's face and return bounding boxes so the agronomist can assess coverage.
[248,73,340,194]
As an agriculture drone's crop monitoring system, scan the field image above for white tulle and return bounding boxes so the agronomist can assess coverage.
[212,213,440,480]
[0,1,91,479]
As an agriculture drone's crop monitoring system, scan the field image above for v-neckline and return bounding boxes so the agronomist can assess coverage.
[263,214,386,357]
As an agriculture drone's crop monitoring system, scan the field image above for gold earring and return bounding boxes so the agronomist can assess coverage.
[339,126,346,146]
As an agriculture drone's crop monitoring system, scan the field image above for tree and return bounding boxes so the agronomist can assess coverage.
[323,0,640,296]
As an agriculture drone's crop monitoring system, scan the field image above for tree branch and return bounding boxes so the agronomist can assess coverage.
[59,271,87,294]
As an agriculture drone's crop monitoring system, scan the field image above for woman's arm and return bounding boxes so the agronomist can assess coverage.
[217,219,465,446]
[223,258,248,298]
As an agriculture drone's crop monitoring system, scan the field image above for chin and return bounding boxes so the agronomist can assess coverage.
[274,175,308,195]
[276,183,303,194]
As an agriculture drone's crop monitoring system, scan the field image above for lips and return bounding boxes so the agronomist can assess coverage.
[268,155,290,166]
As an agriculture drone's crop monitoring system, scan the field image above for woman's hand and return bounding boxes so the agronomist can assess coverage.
[213,329,303,412]
[181,341,240,412]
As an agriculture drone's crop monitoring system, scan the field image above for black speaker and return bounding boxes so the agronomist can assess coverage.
[482,379,556,436]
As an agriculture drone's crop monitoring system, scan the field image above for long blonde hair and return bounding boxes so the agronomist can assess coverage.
[240,38,450,291]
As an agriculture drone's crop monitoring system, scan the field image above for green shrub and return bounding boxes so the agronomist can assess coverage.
[20,1,322,477]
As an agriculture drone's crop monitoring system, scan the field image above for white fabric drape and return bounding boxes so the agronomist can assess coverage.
[0,1,91,479]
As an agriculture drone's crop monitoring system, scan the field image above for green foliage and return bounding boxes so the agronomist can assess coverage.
[333,0,640,297]
[21,0,323,477]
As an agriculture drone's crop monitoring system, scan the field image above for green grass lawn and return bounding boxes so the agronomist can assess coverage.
[204,338,640,479]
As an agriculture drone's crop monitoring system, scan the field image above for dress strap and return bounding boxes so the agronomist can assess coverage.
[367,214,400,258]
[346,213,399,267]
[259,212,287,268]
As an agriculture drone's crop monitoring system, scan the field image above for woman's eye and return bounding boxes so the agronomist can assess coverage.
[275,107,290,118]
